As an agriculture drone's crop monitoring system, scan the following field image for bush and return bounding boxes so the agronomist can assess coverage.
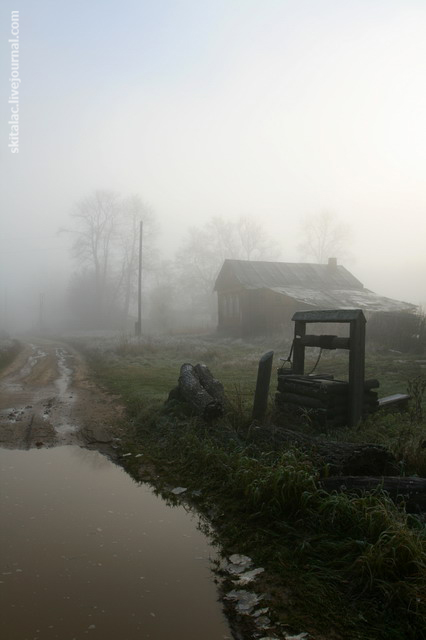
[367,311,425,353]
[0,339,21,371]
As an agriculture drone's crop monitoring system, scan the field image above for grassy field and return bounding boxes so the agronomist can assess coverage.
[70,333,426,640]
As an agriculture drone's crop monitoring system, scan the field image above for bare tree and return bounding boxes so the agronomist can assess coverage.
[70,190,120,321]
[174,225,219,324]
[236,215,281,261]
[174,215,282,328]
[298,210,351,263]
[147,260,176,333]
[66,190,157,329]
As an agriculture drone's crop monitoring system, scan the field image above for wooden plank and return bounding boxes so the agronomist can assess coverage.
[364,378,380,390]
[292,320,306,375]
[348,316,366,427]
[277,380,348,398]
[292,309,365,323]
[299,335,350,349]
[378,393,410,408]
[277,392,328,409]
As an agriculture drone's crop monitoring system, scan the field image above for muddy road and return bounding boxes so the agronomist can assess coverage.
[0,338,124,453]
[0,339,234,640]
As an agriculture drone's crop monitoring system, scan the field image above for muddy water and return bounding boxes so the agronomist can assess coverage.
[0,446,232,640]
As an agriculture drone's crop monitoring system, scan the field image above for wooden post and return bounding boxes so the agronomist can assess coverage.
[291,309,367,428]
[136,220,143,337]
[348,316,366,427]
[252,351,274,420]
[292,321,306,374]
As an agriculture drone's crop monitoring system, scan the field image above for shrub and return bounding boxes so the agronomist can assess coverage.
[367,311,425,353]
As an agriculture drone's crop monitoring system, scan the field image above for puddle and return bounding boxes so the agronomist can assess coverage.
[19,344,47,378]
[0,343,83,446]
[55,347,74,398]
[54,348,78,434]
[1,408,26,423]
[0,446,232,639]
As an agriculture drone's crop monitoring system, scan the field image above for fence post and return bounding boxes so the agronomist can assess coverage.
[252,350,274,420]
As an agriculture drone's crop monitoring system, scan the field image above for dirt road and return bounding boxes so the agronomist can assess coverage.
[0,339,124,452]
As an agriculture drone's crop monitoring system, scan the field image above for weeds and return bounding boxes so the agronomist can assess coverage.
[74,335,426,640]
[0,339,21,372]
[408,375,426,423]
[119,409,426,638]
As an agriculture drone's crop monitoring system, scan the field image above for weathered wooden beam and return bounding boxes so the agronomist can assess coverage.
[348,316,366,427]
[276,392,330,409]
[378,393,410,410]
[298,335,351,350]
[292,309,366,323]
[292,320,306,375]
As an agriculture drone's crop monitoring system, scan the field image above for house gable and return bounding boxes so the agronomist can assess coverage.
[214,259,416,337]
[214,259,364,292]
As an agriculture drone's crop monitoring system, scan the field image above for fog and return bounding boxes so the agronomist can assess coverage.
[1,0,425,333]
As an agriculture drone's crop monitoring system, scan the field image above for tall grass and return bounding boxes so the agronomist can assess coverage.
[77,335,426,639]
[0,339,21,372]
[121,409,426,639]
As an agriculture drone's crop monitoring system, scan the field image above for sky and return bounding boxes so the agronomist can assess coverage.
[1,0,426,328]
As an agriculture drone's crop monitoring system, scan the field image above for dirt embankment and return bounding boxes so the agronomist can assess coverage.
[0,338,124,453]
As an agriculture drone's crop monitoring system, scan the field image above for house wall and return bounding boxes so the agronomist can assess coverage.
[261,291,310,337]
[217,289,311,337]
[217,290,243,335]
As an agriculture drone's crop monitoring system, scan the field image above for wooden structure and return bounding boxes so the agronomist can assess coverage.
[214,259,416,337]
[276,308,411,427]
[252,351,274,420]
[293,309,366,428]
[276,309,375,428]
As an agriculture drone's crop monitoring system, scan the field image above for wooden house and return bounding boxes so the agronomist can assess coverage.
[214,258,416,337]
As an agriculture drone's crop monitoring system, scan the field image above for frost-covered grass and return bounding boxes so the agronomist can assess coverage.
[70,331,426,427]
[67,332,280,414]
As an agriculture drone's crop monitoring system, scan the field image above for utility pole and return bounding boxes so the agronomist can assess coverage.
[136,220,143,337]
[4,289,8,329]
[39,292,45,331]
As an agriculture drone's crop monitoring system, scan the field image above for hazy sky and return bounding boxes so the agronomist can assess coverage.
[1,0,426,319]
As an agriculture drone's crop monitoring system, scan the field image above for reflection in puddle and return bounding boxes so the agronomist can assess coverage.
[55,348,73,398]
[54,348,77,434]
[0,446,231,639]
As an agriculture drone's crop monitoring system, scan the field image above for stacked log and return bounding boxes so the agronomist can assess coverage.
[166,363,226,420]
[275,373,380,427]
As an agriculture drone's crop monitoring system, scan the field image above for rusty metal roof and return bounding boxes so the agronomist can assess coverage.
[272,286,416,313]
[214,260,416,313]
[215,259,364,290]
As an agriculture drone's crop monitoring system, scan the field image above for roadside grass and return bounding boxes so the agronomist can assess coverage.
[0,339,21,373]
[122,412,426,640]
[72,334,426,640]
